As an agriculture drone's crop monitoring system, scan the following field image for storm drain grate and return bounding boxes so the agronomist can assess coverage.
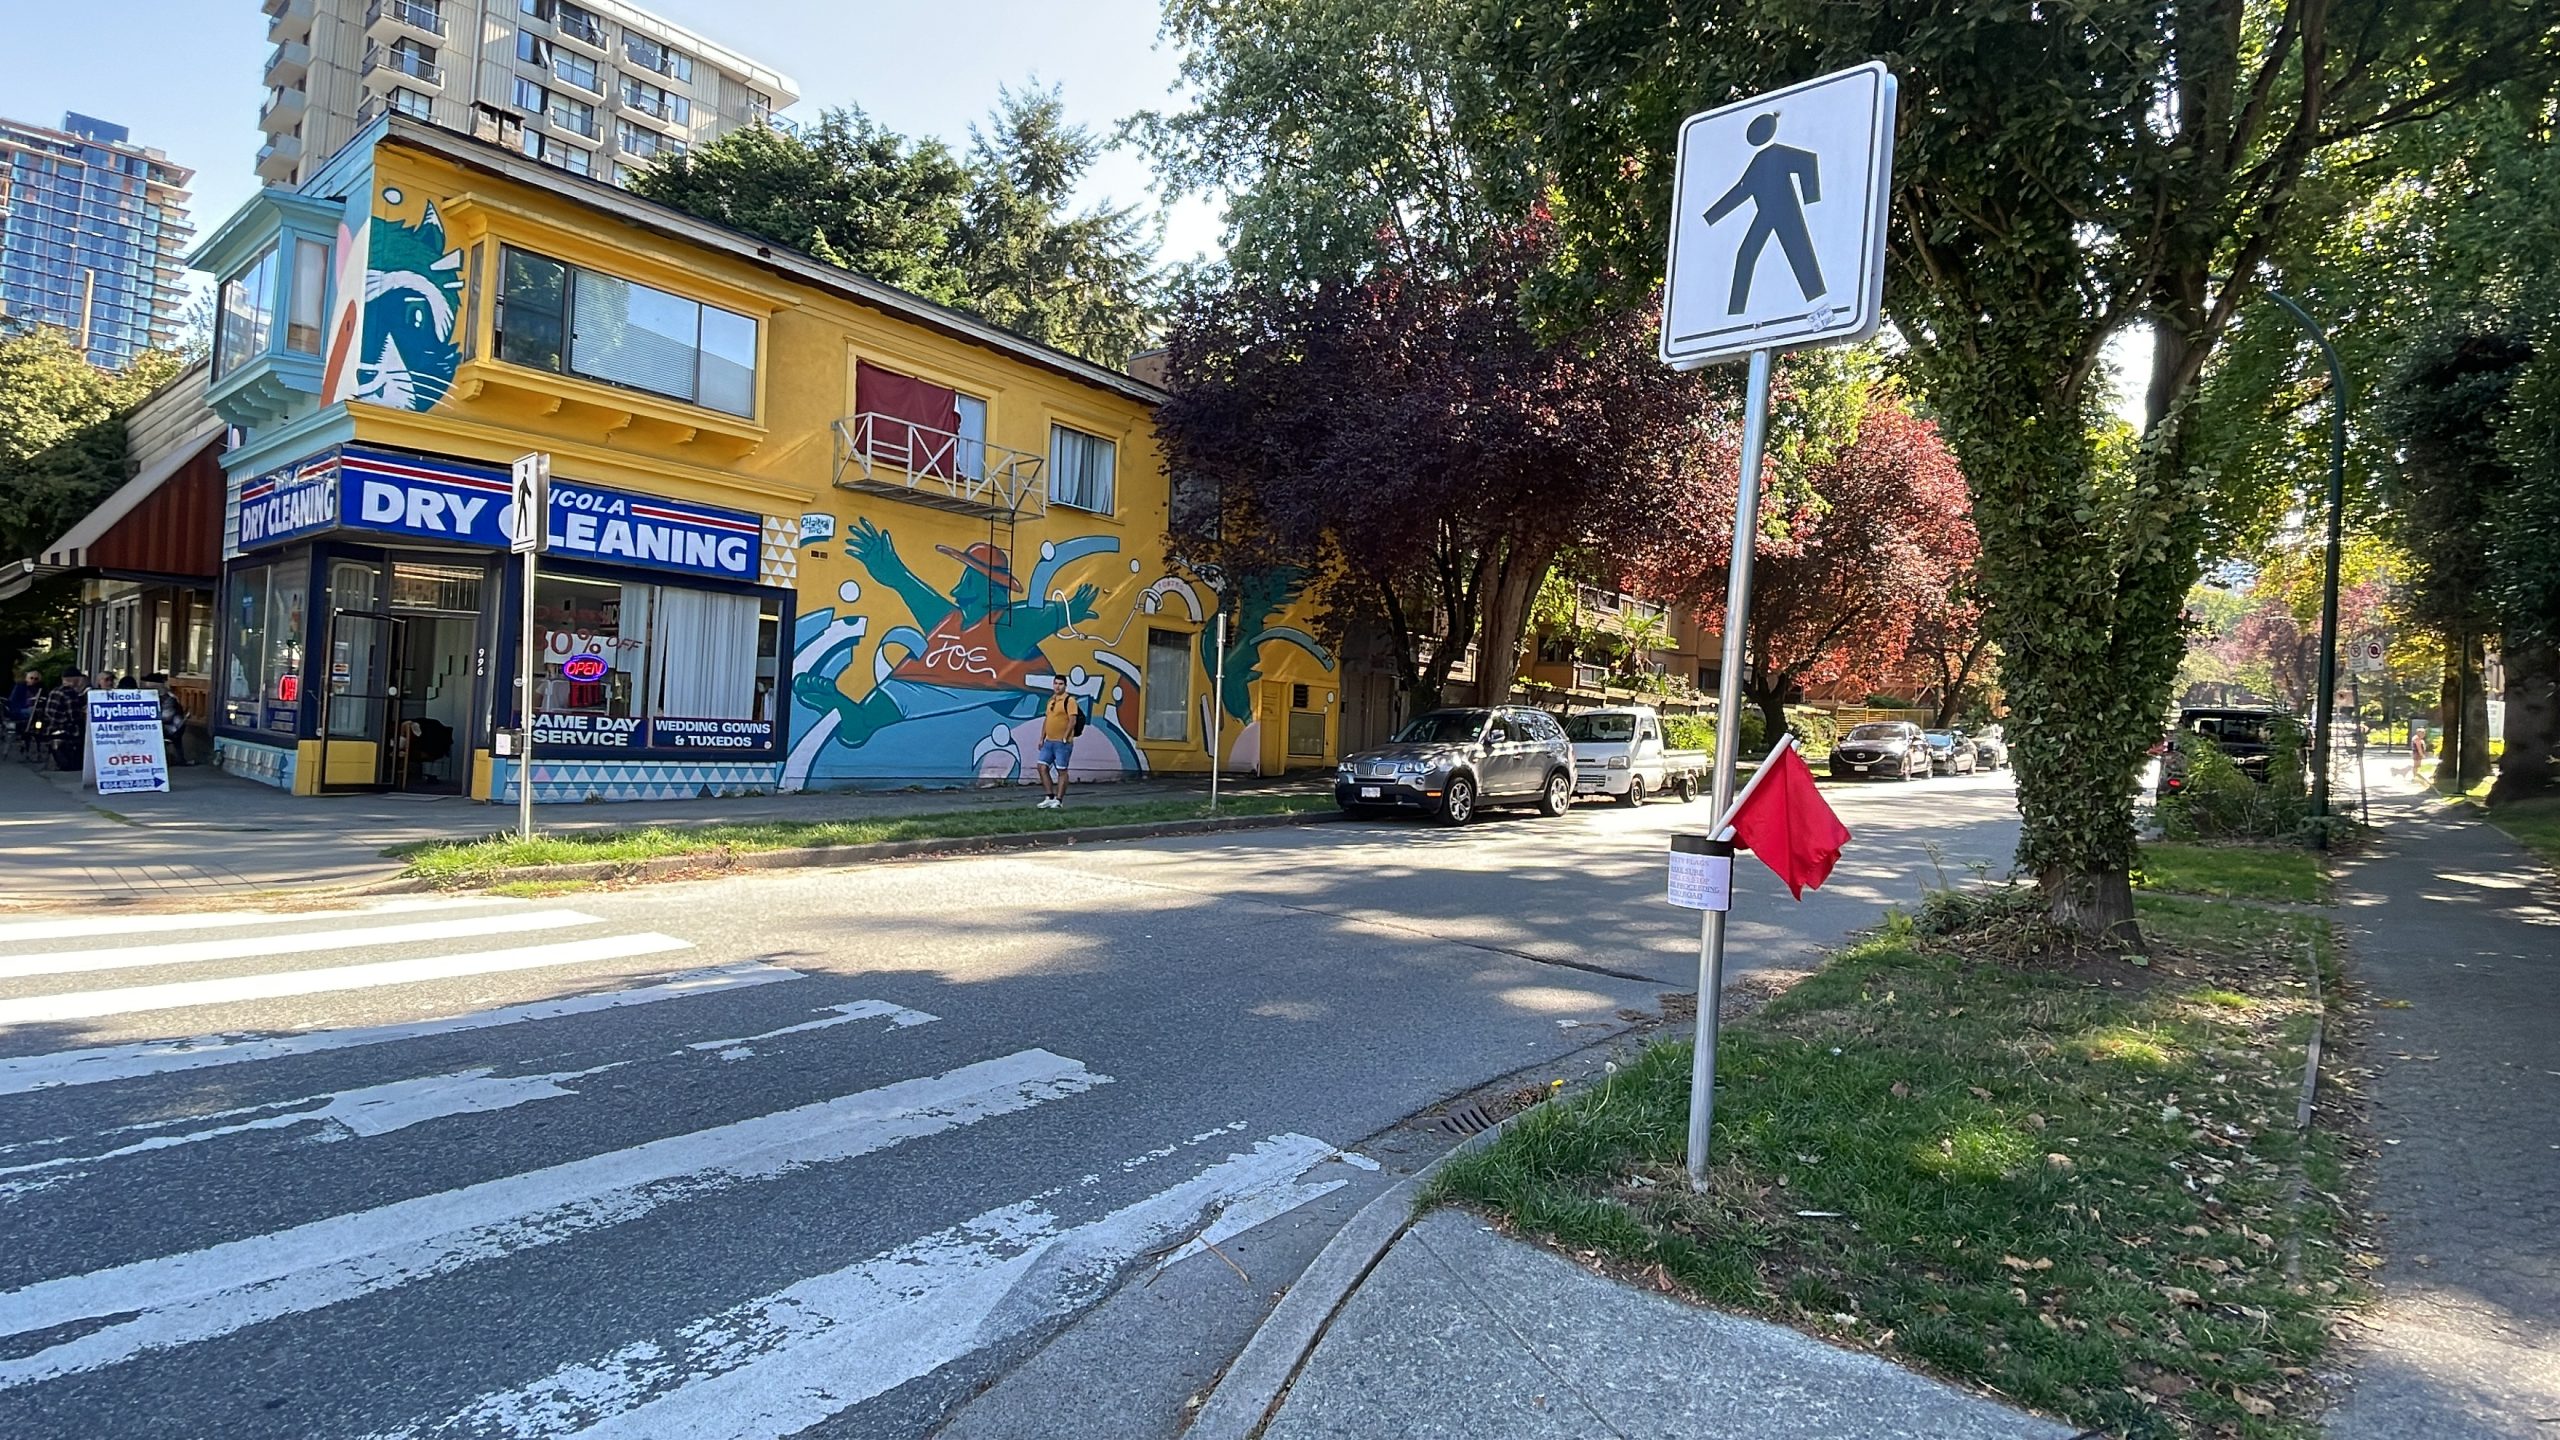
[1436,1100,1500,1136]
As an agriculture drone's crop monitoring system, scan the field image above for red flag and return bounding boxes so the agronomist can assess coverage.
[1725,743,1851,899]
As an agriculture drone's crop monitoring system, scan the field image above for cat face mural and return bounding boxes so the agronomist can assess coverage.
[783,518,1334,789]
[355,186,462,411]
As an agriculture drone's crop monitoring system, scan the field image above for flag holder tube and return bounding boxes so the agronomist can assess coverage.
[1688,346,1775,1193]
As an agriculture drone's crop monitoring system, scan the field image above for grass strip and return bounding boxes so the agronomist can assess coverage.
[1431,893,2358,1439]
[2136,841,2328,905]
[399,794,1330,886]
[2475,795,2560,873]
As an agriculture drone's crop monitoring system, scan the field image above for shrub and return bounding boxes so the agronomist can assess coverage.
[2158,720,2312,841]
[1785,706,1839,757]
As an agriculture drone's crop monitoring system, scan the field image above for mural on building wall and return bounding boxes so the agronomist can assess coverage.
[1198,564,1336,769]
[354,187,462,412]
[783,517,1337,789]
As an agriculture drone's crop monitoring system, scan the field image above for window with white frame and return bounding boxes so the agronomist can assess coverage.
[214,240,277,378]
[546,92,597,139]
[1049,424,1116,513]
[285,237,328,354]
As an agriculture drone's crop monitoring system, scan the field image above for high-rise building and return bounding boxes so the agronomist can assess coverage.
[0,113,195,369]
[256,0,799,190]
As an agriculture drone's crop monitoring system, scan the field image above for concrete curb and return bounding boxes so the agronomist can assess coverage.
[1181,1111,1527,1440]
[372,808,1346,893]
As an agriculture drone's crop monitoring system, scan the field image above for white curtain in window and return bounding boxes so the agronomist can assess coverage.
[652,587,759,718]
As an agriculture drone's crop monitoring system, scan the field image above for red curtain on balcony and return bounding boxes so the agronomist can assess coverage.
[855,361,961,478]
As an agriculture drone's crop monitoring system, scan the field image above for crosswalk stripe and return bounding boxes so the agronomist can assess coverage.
[0,931,696,1028]
[0,910,603,982]
[393,1134,1345,1439]
[684,999,938,1057]
[0,963,801,1098]
[0,1048,1110,1389]
[0,897,520,945]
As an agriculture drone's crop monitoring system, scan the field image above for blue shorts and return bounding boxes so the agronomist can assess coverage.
[1038,739,1075,770]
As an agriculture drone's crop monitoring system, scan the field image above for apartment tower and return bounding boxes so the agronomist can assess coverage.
[0,113,195,368]
[255,0,800,189]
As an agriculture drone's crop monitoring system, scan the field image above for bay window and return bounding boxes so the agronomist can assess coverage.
[214,241,277,378]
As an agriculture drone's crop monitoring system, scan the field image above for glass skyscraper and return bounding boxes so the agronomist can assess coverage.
[0,112,194,369]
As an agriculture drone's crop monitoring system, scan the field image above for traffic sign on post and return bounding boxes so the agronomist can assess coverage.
[1659,63,1898,1194]
[2350,633,2387,676]
[1660,62,1898,370]
[509,453,550,555]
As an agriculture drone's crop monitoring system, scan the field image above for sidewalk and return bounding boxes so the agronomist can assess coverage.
[2326,784,2560,1438]
[0,758,1317,908]
[1256,1209,2076,1440]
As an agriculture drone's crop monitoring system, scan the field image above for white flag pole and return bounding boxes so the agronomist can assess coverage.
[1711,733,1797,841]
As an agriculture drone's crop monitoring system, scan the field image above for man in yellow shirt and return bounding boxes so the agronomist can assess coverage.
[1037,675,1083,808]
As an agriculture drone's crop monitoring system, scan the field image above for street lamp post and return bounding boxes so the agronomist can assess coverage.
[2265,291,2349,842]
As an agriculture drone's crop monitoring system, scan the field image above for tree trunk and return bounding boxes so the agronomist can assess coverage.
[2040,866,2139,946]
[2488,639,2555,805]
[1471,540,1551,707]
[2459,632,2493,789]
[2434,636,2464,787]
[1752,688,1788,751]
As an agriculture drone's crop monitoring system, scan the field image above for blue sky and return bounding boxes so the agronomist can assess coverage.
[0,0,1221,285]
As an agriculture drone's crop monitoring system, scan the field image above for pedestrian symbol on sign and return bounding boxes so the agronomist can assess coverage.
[1705,114,1826,313]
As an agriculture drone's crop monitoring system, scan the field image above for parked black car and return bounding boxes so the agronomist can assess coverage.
[1971,724,2010,770]
[1829,721,1930,780]
[2160,707,2283,795]
[1922,729,1978,776]
[1336,706,1577,824]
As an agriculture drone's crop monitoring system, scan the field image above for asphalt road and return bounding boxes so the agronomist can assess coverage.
[0,769,2020,1439]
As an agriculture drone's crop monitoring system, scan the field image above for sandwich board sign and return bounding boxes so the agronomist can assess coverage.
[85,689,170,795]
[1660,61,1898,369]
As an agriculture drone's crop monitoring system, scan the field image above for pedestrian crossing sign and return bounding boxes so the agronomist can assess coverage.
[1660,62,1898,369]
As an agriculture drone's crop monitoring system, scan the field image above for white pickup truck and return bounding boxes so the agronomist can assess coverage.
[1561,705,1706,805]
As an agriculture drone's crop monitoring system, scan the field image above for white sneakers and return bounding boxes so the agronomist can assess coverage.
[1036,797,1060,810]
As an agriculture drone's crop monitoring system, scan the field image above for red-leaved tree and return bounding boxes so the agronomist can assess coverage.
[1155,227,1730,715]
[1631,392,1976,739]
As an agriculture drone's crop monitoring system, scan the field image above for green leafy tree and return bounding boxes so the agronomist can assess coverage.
[953,87,1161,369]
[633,94,1159,366]
[1137,0,1535,286]
[627,109,971,301]
[0,327,179,661]
[1482,1,2559,938]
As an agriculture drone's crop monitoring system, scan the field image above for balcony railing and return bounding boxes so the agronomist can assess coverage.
[833,412,1046,520]
[554,9,607,48]
[364,46,443,86]
[366,0,445,37]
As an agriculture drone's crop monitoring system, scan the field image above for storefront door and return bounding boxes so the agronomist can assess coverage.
[319,608,401,791]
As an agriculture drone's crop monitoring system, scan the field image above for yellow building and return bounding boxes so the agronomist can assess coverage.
[193,115,1338,801]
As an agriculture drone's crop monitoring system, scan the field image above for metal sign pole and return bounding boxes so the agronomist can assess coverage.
[1687,346,1775,1193]
[1210,612,1228,813]
[519,547,537,843]
[510,453,549,845]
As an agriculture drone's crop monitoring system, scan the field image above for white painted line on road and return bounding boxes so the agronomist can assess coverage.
[0,896,519,945]
[0,964,801,1097]
[684,999,938,1058]
[0,1065,619,1199]
[0,931,696,1028]
[0,910,603,982]
[0,1048,1110,1389]
[371,1133,1342,1440]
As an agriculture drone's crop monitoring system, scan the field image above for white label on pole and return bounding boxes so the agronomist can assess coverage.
[1660,62,1898,369]
[509,453,549,555]
[1668,847,1734,912]
[2351,634,2387,675]
[87,690,171,795]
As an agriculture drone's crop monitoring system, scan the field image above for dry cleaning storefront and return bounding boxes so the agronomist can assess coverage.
[219,443,790,800]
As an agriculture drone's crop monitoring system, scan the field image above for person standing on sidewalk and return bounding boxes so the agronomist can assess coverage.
[5,670,38,757]
[1035,676,1086,810]
[40,671,88,772]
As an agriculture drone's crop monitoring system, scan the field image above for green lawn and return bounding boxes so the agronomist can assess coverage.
[1432,893,2356,1439]
[2136,841,2327,905]
[2433,779,2560,872]
[398,793,1331,887]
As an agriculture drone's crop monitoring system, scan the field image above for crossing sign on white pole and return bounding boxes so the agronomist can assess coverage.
[1660,62,1898,369]
[509,453,550,555]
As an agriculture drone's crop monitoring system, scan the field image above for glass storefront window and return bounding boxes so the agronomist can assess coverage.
[265,567,308,733]
[225,564,270,729]
[535,574,647,719]
[529,570,785,739]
